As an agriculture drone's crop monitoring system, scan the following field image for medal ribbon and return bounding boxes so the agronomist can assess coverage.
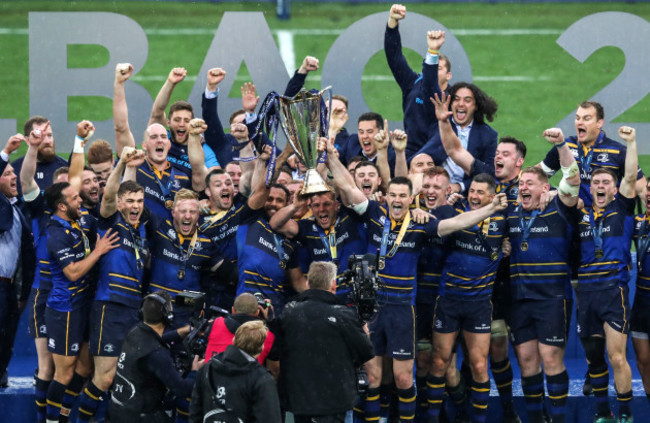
[272,234,287,265]
[589,209,604,257]
[177,230,199,277]
[147,160,177,204]
[475,218,498,260]
[199,209,228,231]
[578,131,605,178]
[72,221,91,257]
[126,222,146,270]
[380,211,411,261]
[637,216,650,268]
[518,208,539,248]
[316,218,339,263]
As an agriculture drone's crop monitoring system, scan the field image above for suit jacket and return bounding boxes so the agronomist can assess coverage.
[0,156,35,301]
[414,121,497,192]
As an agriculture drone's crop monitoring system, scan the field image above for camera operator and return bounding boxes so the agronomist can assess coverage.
[189,320,282,423]
[109,291,201,422]
[204,293,278,372]
[277,261,374,423]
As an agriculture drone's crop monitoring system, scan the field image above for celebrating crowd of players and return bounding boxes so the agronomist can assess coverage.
[1,4,649,423]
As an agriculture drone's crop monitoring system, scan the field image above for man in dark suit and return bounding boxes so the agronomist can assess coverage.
[414,82,499,194]
[0,134,36,387]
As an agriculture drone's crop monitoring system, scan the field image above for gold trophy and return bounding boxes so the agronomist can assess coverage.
[278,87,332,195]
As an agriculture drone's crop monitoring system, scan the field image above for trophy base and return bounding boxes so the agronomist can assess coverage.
[300,168,332,195]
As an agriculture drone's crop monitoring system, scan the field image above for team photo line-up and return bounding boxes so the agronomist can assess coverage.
[0,4,647,423]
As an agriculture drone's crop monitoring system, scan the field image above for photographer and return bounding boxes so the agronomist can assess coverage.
[277,261,374,423]
[109,292,201,422]
[204,293,277,368]
[190,320,281,423]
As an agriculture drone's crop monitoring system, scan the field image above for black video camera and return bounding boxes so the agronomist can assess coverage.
[337,254,381,323]
[173,291,229,373]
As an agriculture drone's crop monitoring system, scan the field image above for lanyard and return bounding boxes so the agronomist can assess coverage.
[71,221,90,257]
[475,218,499,261]
[272,234,288,269]
[589,209,605,257]
[638,216,650,270]
[496,174,520,195]
[316,218,340,263]
[126,222,146,270]
[199,209,228,231]
[147,160,177,203]
[177,230,198,278]
[380,212,411,261]
[518,208,539,248]
[578,131,604,177]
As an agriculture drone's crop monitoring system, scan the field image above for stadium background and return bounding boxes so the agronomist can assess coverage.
[2,1,650,421]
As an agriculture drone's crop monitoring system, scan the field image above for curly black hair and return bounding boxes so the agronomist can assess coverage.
[448,82,498,125]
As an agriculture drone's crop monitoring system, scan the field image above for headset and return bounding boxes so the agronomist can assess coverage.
[139,292,174,326]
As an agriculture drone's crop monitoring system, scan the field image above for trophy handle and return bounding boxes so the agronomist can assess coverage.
[318,86,333,164]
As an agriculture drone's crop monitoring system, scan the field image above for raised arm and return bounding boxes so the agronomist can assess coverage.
[431,93,474,175]
[248,145,273,210]
[269,187,306,239]
[284,56,319,98]
[113,63,137,156]
[438,192,507,237]
[618,126,638,199]
[187,118,209,191]
[68,120,95,192]
[202,68,229,160]
[100,147,145,218]
[542,128,580,207]
[148,67,187,127]
[19,129,41,199]
[391,129,408,177]
[321,137,366,207]
[385,4,418,91]
[374,120,392,191]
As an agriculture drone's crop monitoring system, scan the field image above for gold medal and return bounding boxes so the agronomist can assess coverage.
[595,249,604,259]
[279,260,287,270]
[177,269,185,280]
[378,257,385,270]
[490,251,499,261]
[520,241,529,252]
[165,199,173,209]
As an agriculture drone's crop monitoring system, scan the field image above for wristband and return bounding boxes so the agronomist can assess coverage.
[556,140,566,149]
[73,135,85,154]
[428,49,439,55]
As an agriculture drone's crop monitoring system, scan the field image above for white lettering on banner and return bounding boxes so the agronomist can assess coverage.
[0,11,645,153]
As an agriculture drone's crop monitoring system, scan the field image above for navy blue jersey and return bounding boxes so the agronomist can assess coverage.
[136,161,191,220]
[167,137,219,177]
[542,133,644,207]
[148,217,222,299]
[633,214,650,299]
[12,155,68,197]
[294,207,368,300]
[46,214,97,312]
[507,197,579,301]
[577,195,635,291]
[94,212,149,308]
[362,201,440,306]
[235,205,298,312]
[439,206,506,300]
[416,205,456,305]
[199,194,246,264]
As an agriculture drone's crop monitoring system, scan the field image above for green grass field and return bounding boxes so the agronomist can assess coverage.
[2,0,650,173]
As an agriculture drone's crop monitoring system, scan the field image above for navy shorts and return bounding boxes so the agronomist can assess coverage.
[631,294,650,340]
[89,301,139,357]
[577,286,630,337]
[433,296,492,334]
[45,306,89,356]
[368,304,415,360]
[510,298,572,347]
[27,288,49,338]
[416,302,434,341]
